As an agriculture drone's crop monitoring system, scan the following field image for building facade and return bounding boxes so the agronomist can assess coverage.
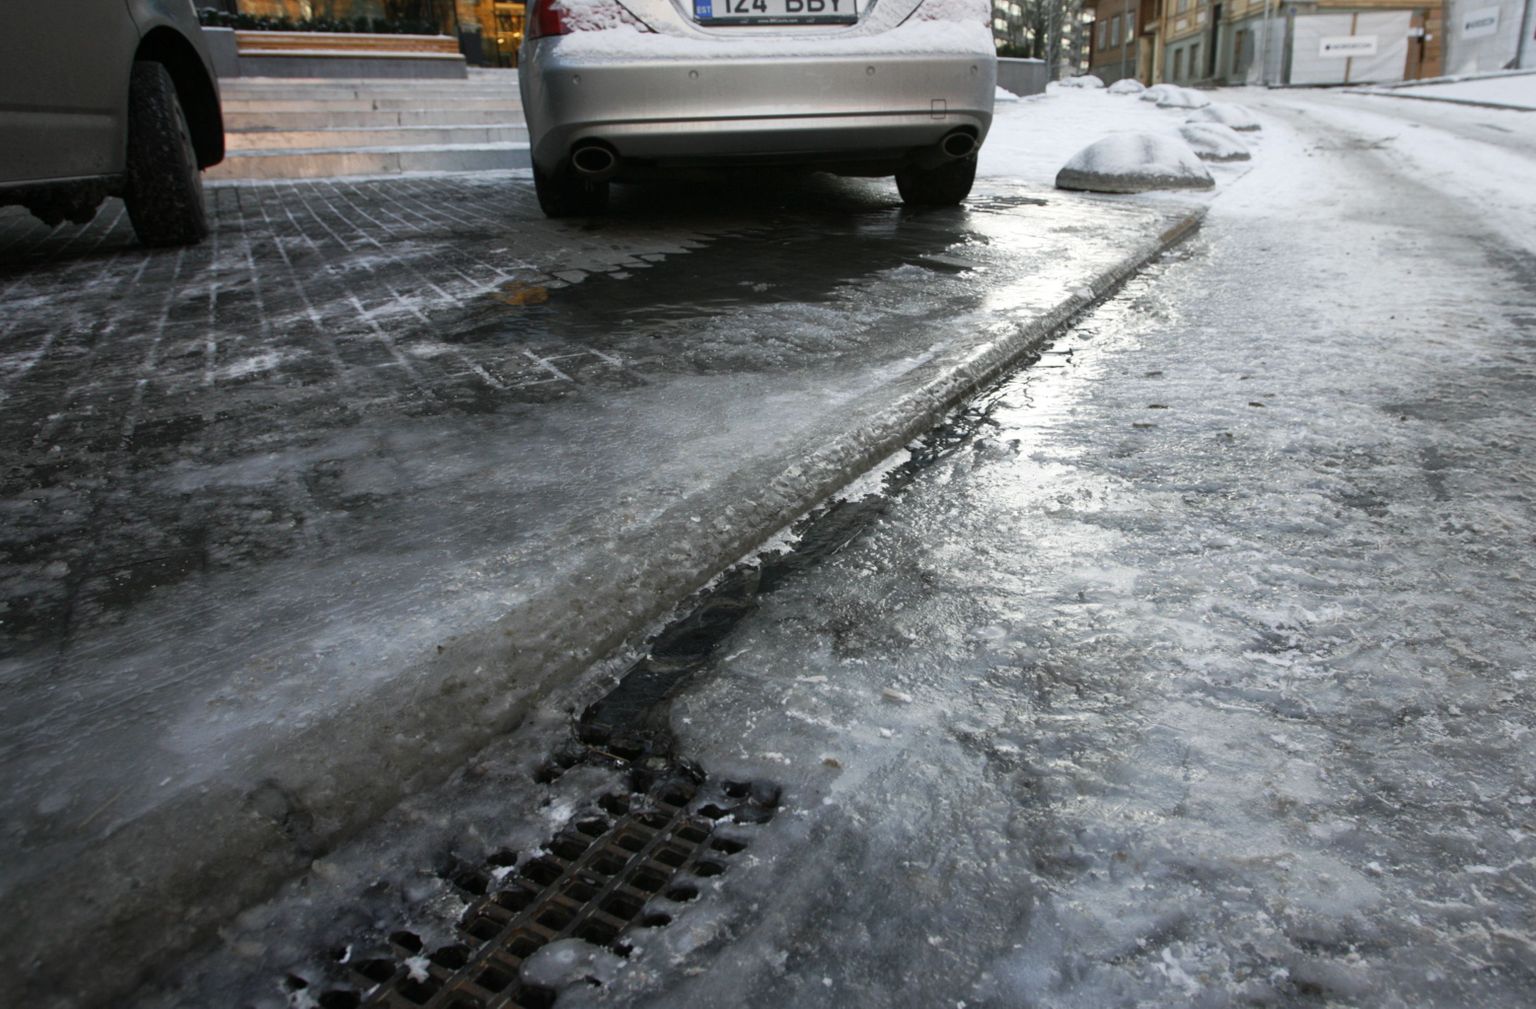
[1135,0,1443,85]
[457,1,526,66]
[1441,0,1535,72]
[1087,0,1157,81]
[216,1,524,65]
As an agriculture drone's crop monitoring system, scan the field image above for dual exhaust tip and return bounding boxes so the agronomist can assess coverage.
[568,129,978,181]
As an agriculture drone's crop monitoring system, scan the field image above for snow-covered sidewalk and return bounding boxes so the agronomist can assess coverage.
[1353,68,1536,111]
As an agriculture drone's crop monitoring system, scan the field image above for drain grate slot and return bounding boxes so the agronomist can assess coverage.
[329,773,779,1008]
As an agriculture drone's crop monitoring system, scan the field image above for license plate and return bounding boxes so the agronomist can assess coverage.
[694,0,859,25]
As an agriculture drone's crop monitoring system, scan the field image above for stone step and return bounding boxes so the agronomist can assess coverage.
[220,96,519,113]
[220,75,517,94]
[224,123,529,150]
[222,106,523,130]
[219,88,517,104]
[206,143,531,180]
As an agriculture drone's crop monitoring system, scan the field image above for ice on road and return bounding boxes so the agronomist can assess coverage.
[113,84,1536,1009]
[575,91,1536,1009]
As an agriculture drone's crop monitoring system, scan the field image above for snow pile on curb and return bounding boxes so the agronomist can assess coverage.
[981,85,1262,186]
[1108,78,1146,95]
[1179,122,1252,161]
[1055,132,1215,192]
[1157,86,1212,109]
[1140,84,1177,103]
[1055,74,1106,89]
[1187,102,1262,131]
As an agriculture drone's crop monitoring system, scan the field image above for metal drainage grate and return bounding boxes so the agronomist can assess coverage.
[346,774,780,1009]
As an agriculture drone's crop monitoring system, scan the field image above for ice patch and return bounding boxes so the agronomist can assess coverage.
[518,938,625,989]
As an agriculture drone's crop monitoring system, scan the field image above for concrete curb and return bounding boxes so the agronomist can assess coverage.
[10,206,1204,1009]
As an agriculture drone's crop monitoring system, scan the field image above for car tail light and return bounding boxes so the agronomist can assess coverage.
[527,1,569,37]
[525,0,652,38]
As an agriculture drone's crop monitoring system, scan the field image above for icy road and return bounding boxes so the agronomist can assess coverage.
[139,88,1536,1009]
[583,89,1536,1009]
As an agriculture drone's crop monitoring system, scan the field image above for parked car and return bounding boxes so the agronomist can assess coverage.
[0,1,224,246]
[518,0,996,216]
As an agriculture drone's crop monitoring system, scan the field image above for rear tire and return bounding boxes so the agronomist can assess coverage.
[123,61,208,247]
[895,154,977,208]
[533,161,609,218]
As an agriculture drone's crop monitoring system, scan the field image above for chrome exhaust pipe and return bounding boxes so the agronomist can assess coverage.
[912,130,979,170]
[570,142,620,182]
[941,130,978,160]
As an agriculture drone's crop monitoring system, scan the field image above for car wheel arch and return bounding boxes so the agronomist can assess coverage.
[133,26,224,168]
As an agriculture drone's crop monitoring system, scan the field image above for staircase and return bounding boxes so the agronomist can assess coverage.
[208,71,531,181]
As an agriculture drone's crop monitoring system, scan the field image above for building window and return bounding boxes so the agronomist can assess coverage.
[1176,0,1188,12]
[1126,12,1135,41]
[1098,20,1108,49]
[1190,43,1201,78]
[1174,48,1185,80]
[1110,15,1120,48]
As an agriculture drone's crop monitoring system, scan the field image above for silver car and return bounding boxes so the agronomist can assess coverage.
[518,0,996,216]
[0,1,223,246]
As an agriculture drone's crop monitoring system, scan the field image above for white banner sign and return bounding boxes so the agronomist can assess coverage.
[1319,35,1380,57]
[1460,7,1499,39]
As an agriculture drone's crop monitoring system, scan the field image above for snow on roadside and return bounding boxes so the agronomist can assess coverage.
[979,87,1262,187]
[1372,69,1536,110]
[1254,92,1536,256]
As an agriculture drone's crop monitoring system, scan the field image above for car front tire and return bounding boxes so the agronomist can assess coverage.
[123,61,208,247]
[895,154,978,208]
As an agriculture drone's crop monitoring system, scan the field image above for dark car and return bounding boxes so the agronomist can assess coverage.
[0,1,224,246]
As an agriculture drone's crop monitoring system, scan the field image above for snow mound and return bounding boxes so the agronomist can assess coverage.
[1140,84,1177,103]
[995,85,1021,103]
[1059,74,1106,89]
[1186,102,1262,130]
[1156,86,1212,110]
[1179,123,1252,161]
[1055,132,1215,192]
[1108,78,1146,95]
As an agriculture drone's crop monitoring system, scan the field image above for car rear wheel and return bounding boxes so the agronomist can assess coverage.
[895,154,978,208]
[123,61,208,247]
[533,161,610,218]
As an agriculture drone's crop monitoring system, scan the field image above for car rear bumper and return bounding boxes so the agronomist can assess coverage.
[520,47,996,173]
